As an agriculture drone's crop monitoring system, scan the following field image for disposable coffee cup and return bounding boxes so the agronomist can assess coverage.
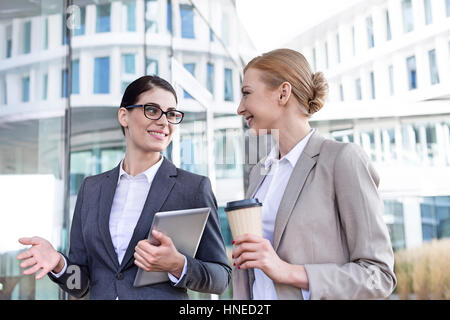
[225,199,262,240]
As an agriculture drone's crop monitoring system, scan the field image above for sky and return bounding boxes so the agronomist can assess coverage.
[236,0,363,53]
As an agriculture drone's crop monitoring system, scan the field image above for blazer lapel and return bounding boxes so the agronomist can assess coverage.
[272,131,326,251]
[98,164,121,270]
[119,157,177,270]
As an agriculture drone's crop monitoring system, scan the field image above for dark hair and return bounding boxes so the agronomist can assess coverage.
[119,75,178,135]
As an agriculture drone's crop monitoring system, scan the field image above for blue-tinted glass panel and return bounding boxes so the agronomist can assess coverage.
[22,77,30,102]
[94,57,110,94]
[428,49,439,85]
[355,78,362,100]
[183,63,195,98]
[224,68,234,102]
[62,69,68,98]
[447,0,450,16]
[366,16,374,48]
[123,54,135,74]
[386,10,392,41]
[96,4,111,33]
[44,18,49,49]
[72,60,80,94]
[402,0,414,33]
[126,1,136,31]
[146,58,159,76]
[407,55,417,90]
[180,4,195,39]
[424,0,432,25]
[370,71,375,99]
[42,74,48,100]
[167,0,172,33]
[207,63,214,94]
[74,6,86,36]
[24,21,31,54]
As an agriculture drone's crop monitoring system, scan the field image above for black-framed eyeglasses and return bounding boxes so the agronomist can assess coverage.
[125,103,184,124]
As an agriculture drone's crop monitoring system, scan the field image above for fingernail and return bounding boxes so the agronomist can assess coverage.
[232,241,235,245]
[238,266,240,270]
[232,255,234,259]
[233,262,235,266]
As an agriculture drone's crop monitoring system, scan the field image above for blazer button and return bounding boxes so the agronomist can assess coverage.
[116,272,124,280]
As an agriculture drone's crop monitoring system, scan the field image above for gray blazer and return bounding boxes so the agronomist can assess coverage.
[49,157,231,299]
[233,130,397,300]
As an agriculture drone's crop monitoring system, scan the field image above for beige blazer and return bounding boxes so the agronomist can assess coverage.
[232,130,397,300]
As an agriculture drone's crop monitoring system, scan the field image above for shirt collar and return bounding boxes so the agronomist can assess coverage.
[264,128,315,170]
[118,154,164,185]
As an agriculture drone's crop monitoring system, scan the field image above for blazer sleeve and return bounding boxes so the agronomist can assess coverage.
[304,143,397,299]
[171,177,232,295]
[47,178,90,299]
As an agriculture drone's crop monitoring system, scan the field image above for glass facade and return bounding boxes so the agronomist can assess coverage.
[406,55,417,90]
[0,0,251,300]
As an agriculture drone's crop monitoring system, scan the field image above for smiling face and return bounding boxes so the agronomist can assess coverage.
[237,68,284,135]
[119,87,178,154]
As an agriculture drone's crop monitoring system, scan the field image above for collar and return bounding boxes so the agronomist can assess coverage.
[264,128,316,170]
[118,154,164,185]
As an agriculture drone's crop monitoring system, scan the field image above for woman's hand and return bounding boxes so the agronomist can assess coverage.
[232,233,309,290]
[134,230,185,278]
[17,237,64,280]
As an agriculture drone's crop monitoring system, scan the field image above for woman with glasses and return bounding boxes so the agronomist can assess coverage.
[17,75,231,299]
[231,49,396,300]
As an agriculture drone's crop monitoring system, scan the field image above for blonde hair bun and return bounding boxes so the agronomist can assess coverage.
[308,72,328,115]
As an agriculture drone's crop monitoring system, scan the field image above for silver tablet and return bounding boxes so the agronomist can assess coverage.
[133,207,210,287]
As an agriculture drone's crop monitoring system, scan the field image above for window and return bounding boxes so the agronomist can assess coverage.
[428,49,440,85]
[96,3,111,33]
[402,0,414,33]
[94,57,110,94]
[384,200,406,251]
[424,0,432,25]
[146,58,159,76]
[209,28,214,42]
[388,65,394,95]
[355,78,362,100]
[386,10,392,41]
[72,60,80,94]
[406,55,417,90]
[145,0,159,33]
[122,54,135,74]
[336,33,341,63]
[62,14,69,45]
[167,0,172,33]
[44,18,49,49]
[366,16,374,48]
[124,1,136,32]
[180,4,195,39]
[351,26,356,56]
[324,41,329,69]
[207,62,214,95]
[447,0,450,17]
[24,21,31,54]
[339,83,344,101]
[224,68,234,102]
[312,47,317,71]
[183,63,195,99]
[122,54,136,94]
[42,74,48,100]
[73,6,86,36]
[370,71,375,99]
[62,69,68,98]
[2,78,6,104]
[22,76,30,102]
[6,25,12,58]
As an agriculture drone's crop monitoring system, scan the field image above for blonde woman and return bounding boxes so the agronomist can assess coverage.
[232,48,396,300]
